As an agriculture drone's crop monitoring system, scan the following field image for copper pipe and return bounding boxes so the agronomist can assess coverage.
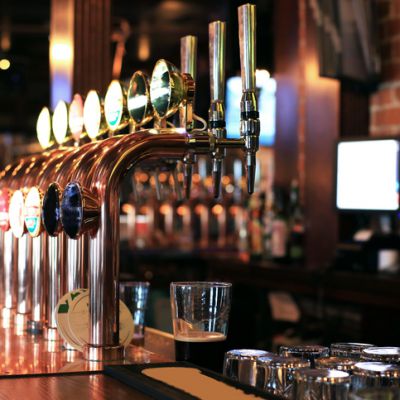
[60,131,213,361]
[26,148,74,333]
[40,137,119,341]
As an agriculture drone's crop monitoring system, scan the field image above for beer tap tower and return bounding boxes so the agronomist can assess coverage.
[57,3,259,361]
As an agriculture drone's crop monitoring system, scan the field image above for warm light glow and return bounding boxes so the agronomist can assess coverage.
[0,59,10,70]
[138,172,149,183]
[221,176,230,186]
[138,34,150,62]
[159,204,172,215]
[121,203,134,214]
[192,173,201,184]
[140,206,149,214]
[177,205,189,217]
[195,204,205,215]
[50,43,73,63]
[212,204,224,215]
[159,173,167,183]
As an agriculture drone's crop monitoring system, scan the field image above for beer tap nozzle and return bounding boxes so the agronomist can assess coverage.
[208,21,226,198]
[238,4,260,194]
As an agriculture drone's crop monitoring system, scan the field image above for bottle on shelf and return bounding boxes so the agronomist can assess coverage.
[271,187,289,263]
[287,179,305,264]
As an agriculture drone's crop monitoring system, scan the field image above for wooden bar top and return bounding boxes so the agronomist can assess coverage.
[0,327,175,398]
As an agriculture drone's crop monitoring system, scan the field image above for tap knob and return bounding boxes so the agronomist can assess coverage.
[238,3,260,194]
[208,21,227,198]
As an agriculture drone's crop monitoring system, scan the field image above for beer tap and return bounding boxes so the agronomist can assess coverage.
[208,21,227,198]
[238,3,260,194]
[180,35,197,199]
[59,4,259,362]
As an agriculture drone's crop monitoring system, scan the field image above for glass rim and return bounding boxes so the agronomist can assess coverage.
[170,281,232,288]
[120,281,150,287]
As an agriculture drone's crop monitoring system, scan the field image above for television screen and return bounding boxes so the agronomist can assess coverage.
[226,70,276,147]
[336,139,400,211]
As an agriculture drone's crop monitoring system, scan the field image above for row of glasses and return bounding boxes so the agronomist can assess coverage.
[168,281,400,398]
[223,343,400,399]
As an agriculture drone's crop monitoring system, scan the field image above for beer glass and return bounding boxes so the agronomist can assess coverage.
[170,281,232,372]
[331,343,375,360]
[279,344,329,367]
[120,281,150,346]
[352,362,400,392]
[350,388,400,399]
[293,368,351,400]
[223,349,272,387]
[256,355,310,398]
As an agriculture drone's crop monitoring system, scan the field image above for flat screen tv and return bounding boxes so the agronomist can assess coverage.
[336,139,400,211]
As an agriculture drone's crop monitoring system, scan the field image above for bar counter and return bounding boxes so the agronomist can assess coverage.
[0,328,174,399]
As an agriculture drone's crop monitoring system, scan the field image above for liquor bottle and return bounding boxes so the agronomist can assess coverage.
[271,187,288,262]
[287,179,305,263]
[248,192,264,259]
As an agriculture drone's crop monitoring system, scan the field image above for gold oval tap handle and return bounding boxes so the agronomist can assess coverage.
[209,21,226,102]
[238,3,256,92]
[180,35,197,80]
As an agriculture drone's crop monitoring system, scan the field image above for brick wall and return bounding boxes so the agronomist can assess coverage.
[370,0,400,136]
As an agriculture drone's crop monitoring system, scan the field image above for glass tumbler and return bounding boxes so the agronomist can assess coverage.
[350,388,400,399]
[293,368,351,400]
[223,349,272,387]
[170,281,232,372]
[331,343,375,360]
[316,357,357,373]
[280,344,330,367]
[352,362,400,392]
[361,347,400,364]
[256,355,310,398]
[120,281,150,346]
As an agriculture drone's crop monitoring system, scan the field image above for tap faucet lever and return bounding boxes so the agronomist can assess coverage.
[208,20,226,198]
[180,35,198,198]
[238,3,260,194]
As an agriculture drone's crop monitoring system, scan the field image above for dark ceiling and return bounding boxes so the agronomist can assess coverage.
[0,0,273,139]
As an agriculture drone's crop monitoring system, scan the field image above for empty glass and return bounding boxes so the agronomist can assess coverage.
[331,343,375,360]
[350,388,400,399]
[280,344,330,367]
[119,281,150,346]
[315,357,357,373]
[170,281,232,372]
[293,368,351,399]
[256,355,310,398]
[361,347,400,364]
[352,362,400,392]
[223,349,272,387]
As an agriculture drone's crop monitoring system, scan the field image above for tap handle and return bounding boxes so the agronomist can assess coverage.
[212,159,222,198]
[209,21,226,102]
[238,4,259,194]
[172,167,183,201]
[183,159,193,200]
[180,35,197,80]
[153,171,163,201]
[238,3,256,92]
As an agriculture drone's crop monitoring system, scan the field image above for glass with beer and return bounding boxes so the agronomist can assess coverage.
[170,281,232,372]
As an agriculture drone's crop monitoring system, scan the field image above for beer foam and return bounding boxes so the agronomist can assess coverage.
[143,367,263,399]
[175,331,226,343]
